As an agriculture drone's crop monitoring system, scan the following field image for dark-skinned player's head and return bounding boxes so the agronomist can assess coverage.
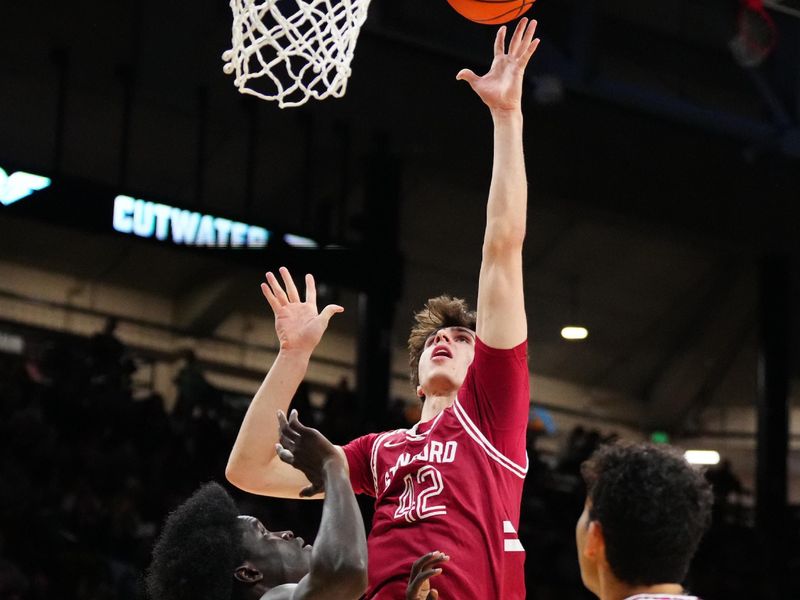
[408,295,477,402]
[575,442,712,596]
[146,482,312,600]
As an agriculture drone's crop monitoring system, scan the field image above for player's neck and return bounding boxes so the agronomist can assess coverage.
[420,392,457,422]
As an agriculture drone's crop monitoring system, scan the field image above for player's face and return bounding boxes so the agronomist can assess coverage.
[237,516,312,586]
[417,327,476,397]
[575,500,600,595]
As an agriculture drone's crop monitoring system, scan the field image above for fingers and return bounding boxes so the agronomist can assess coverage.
[411,551,448,575]
[287,409,322,440]
[275,443,295,464]
[300,483,323,498]
[411,552,436,572]
[280,410,300,436]
[261,282,280,313]
[408,552,447,600]
[521,18,538,49]
[265,271,289,306]
[410,552,436,578]
[508,17,528,56]
[287,408,307,432]
[520,20,540,63]
[279,266,301,303]
[304,273,316,306]
[508,18,538,61]
[265,268,321,308]
[409,568,443,594]
[278,410,301,447]
[421,554,449,572]
[416,568,443,582]
[318,304,344,325]
[411,568,443,586]
[280,424,300,445]
[278,408,289,429]
[278,409,297,436]
[455,68,478,85]
[423,551,449,566]
[522,37,541,64]
[281,408,335,460]
[493,25,507,56]
[265,268,305,306]
[410,552,449,584]
[283,410,317,452]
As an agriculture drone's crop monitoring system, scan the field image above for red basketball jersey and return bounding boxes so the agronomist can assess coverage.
[342,338,529,599]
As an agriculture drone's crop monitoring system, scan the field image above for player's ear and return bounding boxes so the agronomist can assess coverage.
[585,521,605,560]
[234,562,264,584]
[416,385,426,402]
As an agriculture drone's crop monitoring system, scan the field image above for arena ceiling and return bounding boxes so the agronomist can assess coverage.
[1,0,799,435]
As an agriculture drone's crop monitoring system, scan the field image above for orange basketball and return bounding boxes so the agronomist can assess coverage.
[446,0,536,25]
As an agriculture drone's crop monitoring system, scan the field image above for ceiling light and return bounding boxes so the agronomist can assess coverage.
[684,450,720,465]
[561,326,588,340]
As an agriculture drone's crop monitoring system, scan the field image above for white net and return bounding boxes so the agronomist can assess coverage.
[222,0,372,108]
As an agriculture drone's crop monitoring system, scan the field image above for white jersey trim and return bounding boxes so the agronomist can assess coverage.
[370,430,402,495]
[406,410,445,440]
[504,539,525,552]
[452,398,528,479]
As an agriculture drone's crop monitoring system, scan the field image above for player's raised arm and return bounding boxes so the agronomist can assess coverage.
[457,19,539,349]
[264,411,368,600]
[225,267,344,498]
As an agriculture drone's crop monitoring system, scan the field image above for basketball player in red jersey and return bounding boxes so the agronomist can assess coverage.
[226,18,540,599]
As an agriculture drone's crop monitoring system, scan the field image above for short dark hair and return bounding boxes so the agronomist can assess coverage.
[146,482,243,600]
[407,295,476,390]
[581,441,712,586]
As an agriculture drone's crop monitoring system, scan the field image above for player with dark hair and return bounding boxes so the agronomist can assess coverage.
[226,18,540,599]
[146,412,368,600]
[576,442,713,600]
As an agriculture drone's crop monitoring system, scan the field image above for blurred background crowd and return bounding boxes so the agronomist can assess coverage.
[0,323,791,600]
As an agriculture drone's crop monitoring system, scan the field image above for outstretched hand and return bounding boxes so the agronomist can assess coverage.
[456,18,540,112]
[406,551,449,600]
[261,267,343,355]
[275,409,342,497]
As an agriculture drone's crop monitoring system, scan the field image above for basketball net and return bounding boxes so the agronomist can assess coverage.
[222,0,372,108]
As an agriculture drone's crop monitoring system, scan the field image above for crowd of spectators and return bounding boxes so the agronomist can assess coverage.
[0,324,794,599]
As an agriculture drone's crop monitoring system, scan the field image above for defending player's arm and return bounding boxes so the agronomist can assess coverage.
[226,267,344,498]
[264,411,368,600]
[457,19,540,349]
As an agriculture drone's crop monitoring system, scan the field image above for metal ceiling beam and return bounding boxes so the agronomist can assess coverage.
[367,6,800,158]
[538,41,800,158]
